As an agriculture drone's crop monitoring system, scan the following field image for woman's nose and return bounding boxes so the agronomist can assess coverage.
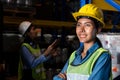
[35,29,41,37]
[79,26,85,32]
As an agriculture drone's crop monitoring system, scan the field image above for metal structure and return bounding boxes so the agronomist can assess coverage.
[80,0,120,32]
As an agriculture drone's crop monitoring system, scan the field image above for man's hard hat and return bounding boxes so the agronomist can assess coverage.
[72,4,105,27]
[19,21,31,35]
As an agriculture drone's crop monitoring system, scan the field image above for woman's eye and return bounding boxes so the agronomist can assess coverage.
[85,23,92,27]
[76,23,81,27]
[76,22,93,27]
[33,27,36,30]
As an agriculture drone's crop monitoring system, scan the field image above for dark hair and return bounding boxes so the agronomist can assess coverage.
[96,37,103,47]
[23,24,34,43]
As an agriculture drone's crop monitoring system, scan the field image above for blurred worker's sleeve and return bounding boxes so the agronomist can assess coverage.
[21,46,50,68]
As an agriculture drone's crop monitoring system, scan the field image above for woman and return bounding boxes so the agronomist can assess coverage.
[53,4,112,80]
[18,21,59,80]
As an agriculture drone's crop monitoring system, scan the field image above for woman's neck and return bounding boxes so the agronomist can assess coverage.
[81,41,95,58]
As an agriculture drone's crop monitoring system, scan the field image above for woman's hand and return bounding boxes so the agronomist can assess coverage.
[58,72,67,80]
[44,39,60,56]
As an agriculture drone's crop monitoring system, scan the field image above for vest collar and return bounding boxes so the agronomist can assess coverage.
[72,42,101,66]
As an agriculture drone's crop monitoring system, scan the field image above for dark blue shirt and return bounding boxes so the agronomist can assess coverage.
[53,42,112,80]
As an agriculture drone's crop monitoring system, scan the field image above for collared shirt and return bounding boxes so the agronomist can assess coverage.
[20,42,50,69]
[53,42,111,80]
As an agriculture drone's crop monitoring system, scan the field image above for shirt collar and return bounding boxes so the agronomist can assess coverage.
[75,42,101,58]
[71,42,101,66]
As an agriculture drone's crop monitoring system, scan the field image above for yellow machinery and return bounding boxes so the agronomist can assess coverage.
[92,0,120,11]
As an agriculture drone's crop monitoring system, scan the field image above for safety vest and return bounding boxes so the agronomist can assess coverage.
[67,48,112,80]
[18,43,46,80]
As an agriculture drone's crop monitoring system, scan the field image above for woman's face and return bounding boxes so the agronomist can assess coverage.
[76,18,100,43]
[28,26,41,40]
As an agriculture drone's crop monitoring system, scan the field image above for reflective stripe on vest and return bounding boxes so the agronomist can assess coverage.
[67,48,110,80]
[67,73,89,80]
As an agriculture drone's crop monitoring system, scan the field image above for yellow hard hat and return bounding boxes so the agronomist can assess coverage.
[72,4,105,27]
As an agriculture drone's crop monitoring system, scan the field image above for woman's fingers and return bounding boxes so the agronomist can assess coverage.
[50,39,60,48]
[58,73,66,79]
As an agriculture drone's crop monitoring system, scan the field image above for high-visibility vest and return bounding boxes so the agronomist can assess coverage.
[67,48,112,80]
[18,43,46,80]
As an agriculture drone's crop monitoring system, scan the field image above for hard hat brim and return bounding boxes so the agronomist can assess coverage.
[72,12,105,27]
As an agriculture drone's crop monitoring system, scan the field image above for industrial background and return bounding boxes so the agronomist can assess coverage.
[0,0,120,80]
